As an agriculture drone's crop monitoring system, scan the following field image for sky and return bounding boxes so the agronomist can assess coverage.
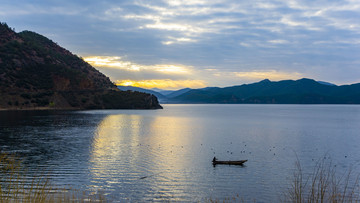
[1,0,360,90]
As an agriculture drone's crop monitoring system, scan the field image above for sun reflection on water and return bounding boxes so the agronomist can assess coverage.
[89,113,197,201]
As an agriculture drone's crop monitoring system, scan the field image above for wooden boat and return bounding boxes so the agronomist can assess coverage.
[212,157,247,165]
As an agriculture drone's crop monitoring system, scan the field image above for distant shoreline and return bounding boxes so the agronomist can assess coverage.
[160,103,360,105]
[0,107,77,111]
[0,106,163,111]
[2,103,359,111]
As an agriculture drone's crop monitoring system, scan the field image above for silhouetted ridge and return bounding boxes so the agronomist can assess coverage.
[0,22,162,110]
[171,78,360,104]
[258,79,271,83]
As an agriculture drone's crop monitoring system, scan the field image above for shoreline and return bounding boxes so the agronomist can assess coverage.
[0,107,79,111]
[0,106,163,111]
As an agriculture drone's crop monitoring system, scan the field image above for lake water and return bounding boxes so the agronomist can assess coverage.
[1,104,360,202]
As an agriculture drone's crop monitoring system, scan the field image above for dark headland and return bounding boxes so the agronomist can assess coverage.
[0,22,162,110]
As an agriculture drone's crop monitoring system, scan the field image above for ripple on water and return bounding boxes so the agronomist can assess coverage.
[1,105,360,202]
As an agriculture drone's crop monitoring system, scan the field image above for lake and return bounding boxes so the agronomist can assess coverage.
[1,104,360,202]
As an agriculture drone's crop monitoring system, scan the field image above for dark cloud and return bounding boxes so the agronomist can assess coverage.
[1,0,360,87]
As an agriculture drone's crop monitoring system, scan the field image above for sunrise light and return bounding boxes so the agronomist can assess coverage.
[234,70,302,80]
[116,79,206,90]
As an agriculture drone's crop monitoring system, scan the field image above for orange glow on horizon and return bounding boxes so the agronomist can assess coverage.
[116,79,206,90]
[84,56,191,74]
[234,70,303,80]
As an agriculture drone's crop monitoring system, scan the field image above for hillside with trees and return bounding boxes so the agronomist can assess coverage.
[0,22,162,110]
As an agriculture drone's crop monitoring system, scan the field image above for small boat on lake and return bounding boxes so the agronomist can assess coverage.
[212,157,247,165]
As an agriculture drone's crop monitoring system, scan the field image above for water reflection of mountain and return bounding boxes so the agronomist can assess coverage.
[0,111,106,167]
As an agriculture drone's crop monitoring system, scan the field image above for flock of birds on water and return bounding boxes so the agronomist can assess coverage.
[136,141,287,161]
[136,141,349,164]
[136,141,349,180]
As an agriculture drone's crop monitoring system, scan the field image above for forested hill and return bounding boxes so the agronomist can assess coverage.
[0,22,162,110]
[171,78,360,104]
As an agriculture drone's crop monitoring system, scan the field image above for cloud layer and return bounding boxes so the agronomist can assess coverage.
[2,0,360,88]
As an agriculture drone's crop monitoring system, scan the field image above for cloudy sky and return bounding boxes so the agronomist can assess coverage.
[2,0,360,89]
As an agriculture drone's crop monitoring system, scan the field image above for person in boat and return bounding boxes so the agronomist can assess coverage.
[212,157,217,163]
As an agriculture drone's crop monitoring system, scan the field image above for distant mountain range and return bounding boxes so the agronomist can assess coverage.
[117,86,191,102]
[119,78,360,104]
[0,22,162,110]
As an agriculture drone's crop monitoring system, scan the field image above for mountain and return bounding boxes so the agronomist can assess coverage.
[0,22,162,110]
[150,88,174,96]
[117,86,166,100]
[150,88,192,97]
[164,88,192,98]
[317,81,336,86]
[116,79,360,104]
[117,86,192,103]
[171,78,360,104]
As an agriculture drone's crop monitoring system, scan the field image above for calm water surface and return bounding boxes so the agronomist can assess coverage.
[1,104,360,202]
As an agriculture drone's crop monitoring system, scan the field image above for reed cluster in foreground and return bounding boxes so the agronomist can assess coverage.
[0,153,106,203]
[282,157,360,203]
[1,152,360,202]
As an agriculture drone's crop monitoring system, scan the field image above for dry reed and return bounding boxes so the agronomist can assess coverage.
[282,156,360,203]
[0,153,106,203]
[2,152,360,202]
